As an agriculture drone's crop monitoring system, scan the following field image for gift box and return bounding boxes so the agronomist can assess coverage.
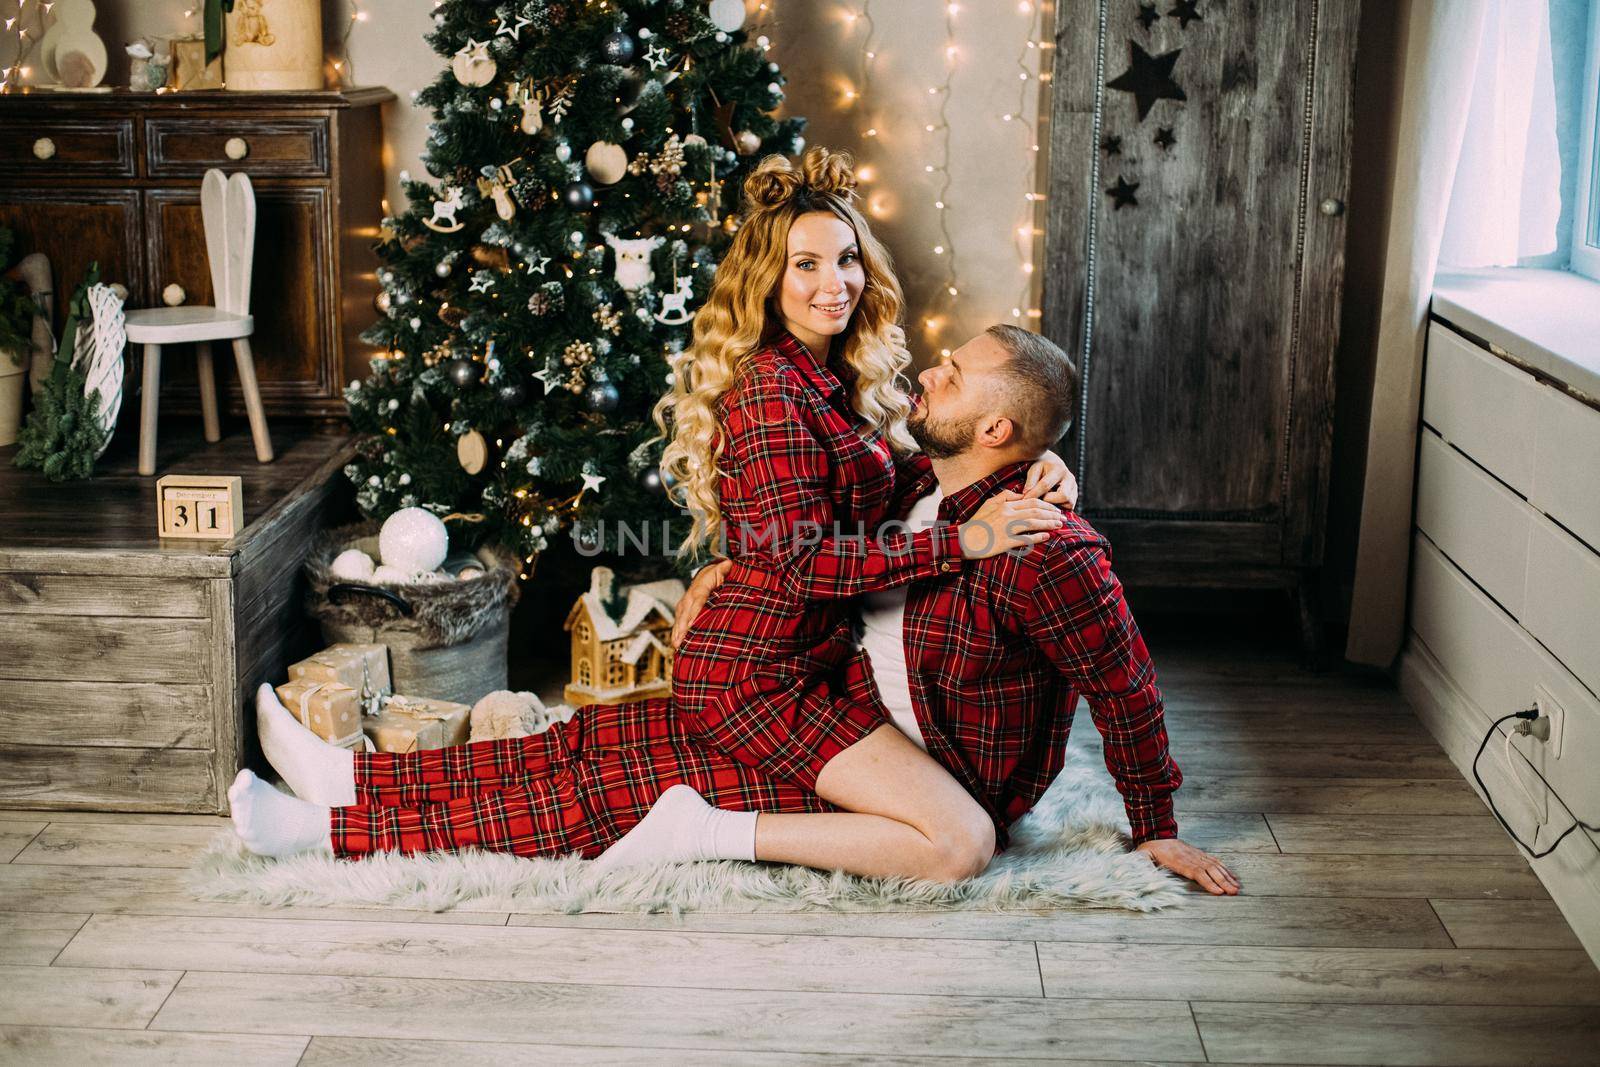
[385,694,472,746]
[274,679,364,748]
[371,694,472,749]
[362,707,445,754]
[288,644,392,711]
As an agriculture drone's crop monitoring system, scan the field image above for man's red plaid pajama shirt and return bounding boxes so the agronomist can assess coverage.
[847,459,1184,847]
[668,328,965,790]
[331,698,831,859]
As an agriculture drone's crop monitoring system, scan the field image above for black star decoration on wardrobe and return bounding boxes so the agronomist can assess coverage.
[1168,0,1203,29]
[1135,2,1159,30]
[1106,41,1187,122]
[1101,134,1124,156]
[1153,126,1177,151]
[1106,175,1140,209]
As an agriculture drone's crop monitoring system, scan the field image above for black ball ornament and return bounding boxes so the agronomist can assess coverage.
[601,31,636,64]
[446,357,481,387]
[496,378,527,406]
[563,180,595,210]
[584,380,620,412]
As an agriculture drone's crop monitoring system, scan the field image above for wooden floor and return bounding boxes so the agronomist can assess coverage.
[2,629,1598,1065]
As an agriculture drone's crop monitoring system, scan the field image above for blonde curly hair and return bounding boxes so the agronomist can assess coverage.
[653,147,917,558]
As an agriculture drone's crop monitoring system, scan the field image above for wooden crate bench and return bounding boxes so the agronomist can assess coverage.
[0,427,355,813]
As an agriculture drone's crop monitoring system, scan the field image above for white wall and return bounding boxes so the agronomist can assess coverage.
[3,0,1049,368]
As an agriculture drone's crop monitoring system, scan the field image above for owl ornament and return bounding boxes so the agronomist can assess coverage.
[604,233,665,292]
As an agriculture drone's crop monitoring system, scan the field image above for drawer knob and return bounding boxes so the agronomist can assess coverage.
[225,136,250,161]
[1319,197,1345,217]
[32,137,56,161]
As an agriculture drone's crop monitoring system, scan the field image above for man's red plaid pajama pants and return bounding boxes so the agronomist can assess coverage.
[329,698,832,860]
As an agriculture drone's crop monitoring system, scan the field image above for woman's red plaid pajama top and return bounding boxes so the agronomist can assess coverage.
[331,698,831,859]
[669,329,966,790]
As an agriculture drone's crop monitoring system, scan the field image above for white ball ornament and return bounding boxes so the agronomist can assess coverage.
[378,507,449,573]
[709,0,746,33]
[555,140,572,162]
[371,564,414,585]
[330,548,377,581]
[585,141,628,184]
[620,117,634,132]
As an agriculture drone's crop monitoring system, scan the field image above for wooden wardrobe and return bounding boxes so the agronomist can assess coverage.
[1042,0,1360,636]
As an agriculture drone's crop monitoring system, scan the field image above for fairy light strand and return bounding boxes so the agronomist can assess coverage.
[924,2,960,356]
[331,0,368,88]
[1,0,48,94]
[1007,0,1050,323]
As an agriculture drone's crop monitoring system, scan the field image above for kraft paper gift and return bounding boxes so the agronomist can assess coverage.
[274,679,364,748]
[288,643,392,710]
[382,694,472,747]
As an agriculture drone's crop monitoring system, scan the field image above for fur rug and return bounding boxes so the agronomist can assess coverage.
[188,746,1186,915]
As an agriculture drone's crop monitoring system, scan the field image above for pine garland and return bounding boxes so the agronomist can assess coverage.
[13,263,108,481]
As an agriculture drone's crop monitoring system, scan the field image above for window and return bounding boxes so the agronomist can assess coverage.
[1573,0,1600,280]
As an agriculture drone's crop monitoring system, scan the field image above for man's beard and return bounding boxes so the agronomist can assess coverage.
[908,405,979,459]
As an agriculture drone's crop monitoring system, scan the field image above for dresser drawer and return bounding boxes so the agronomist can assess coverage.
[144,117,330,177]
[1411,535,1600,838]
[1415,429,1532,617]
[1422,322,1538,493]
[0,118,135,177]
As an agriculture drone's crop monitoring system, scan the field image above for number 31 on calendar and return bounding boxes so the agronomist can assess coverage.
[156,475,245,540]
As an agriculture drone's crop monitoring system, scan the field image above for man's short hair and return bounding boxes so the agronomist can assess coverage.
[984,324,1079,452]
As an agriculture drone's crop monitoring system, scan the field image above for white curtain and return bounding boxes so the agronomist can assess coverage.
[1437,0,1564,266]
[1346,0,1490,667]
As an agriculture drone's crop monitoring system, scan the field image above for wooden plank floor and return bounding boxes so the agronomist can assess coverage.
[2,630,1597,1065]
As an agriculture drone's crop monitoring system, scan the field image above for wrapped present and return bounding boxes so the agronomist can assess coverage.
[288,643,392,711]
[274,679,364,748]
[362,706,444,754]
[383,694,472,747]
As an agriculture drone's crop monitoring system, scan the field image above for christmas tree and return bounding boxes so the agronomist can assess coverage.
[348,0,806,577]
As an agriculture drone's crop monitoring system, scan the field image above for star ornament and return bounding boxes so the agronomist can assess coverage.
[580,472,607,494]
[1154,126,1177,151]
[1106,175,1140,210]
[1107,41,1187,123]
[1101,134,1123,156]
[1135,2,1159,30]
[645,43,671,71]
[497,15,533,40]
[528,254,551,275]
[469,272,494,294]
[533,368,559,395]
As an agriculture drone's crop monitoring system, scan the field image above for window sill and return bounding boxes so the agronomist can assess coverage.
[1431,268,1600,401]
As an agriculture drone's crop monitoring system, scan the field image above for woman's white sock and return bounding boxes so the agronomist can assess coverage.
[228,770,332,858]
[593,785,758,871]
[255,683,357,807]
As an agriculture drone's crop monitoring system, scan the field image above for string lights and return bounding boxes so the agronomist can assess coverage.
[837,1,1050,358]
[1008,0,1051,326]
[1,0,50,94]
[331,1,369,88]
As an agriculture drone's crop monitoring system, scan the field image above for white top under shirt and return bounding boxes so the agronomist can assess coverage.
[857,487,944,752]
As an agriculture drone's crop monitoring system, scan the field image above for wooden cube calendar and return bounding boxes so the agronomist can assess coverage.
[156,475,244,540]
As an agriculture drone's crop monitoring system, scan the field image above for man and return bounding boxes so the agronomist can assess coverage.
[677,324,1239,895]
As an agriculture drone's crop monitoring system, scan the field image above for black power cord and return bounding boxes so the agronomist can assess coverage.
[1473,709,1600,859]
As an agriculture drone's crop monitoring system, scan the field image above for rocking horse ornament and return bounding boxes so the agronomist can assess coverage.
[422,186,467,233]
[654,271,696,325]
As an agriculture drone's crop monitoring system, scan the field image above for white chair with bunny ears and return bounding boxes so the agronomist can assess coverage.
[124,169,273,476]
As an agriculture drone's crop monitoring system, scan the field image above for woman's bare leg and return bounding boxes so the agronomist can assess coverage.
[753,725,995,882]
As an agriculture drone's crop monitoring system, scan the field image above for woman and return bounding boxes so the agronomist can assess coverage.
[230,147,1073,881]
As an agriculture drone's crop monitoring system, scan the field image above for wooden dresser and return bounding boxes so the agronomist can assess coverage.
[0,428,356,814]
[1401,311,1600,960]
[0,87,392,419]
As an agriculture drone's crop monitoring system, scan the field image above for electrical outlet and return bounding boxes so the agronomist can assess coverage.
[1533,683,1566,760]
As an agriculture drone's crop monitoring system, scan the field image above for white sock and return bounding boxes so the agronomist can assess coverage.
[255,683,356,807]
[593,784,758,872]
[228,770,333,858]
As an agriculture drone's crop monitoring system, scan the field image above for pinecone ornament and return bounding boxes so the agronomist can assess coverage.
[665,10,694,38]
[528,291,552,316]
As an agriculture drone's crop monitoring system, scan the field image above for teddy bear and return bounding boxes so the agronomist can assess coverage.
[469,690,576,742]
